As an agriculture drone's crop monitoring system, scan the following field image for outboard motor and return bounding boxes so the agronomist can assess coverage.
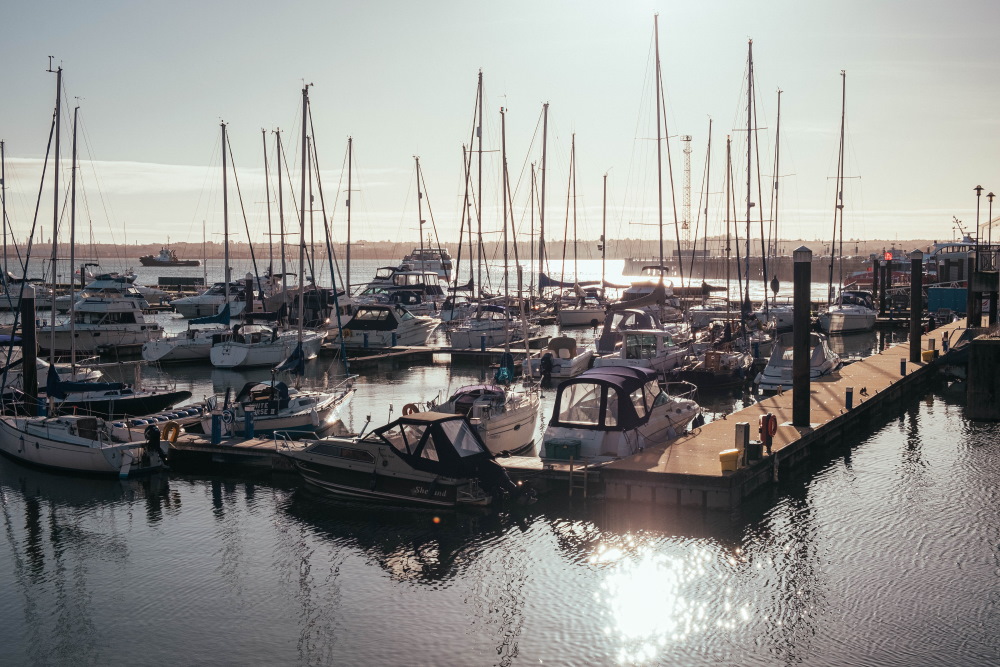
[143,424,164,466]
[475,459,531,504]
[538,352,554,388]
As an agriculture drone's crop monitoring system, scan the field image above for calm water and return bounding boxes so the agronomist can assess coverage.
[4,258,993,665]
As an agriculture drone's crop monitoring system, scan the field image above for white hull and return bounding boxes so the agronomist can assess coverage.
[142,332,217,363]
[38,324,163,353]
[333,320,438,349]
[172,295,237,319]
[0,417,151,475]
[593,348,686,375]
[449,324,540,350]
[524,349,594,379]
[557,307,605,328]
[818,308,876,334]
[467,393,539,456]
[210,332,323,369]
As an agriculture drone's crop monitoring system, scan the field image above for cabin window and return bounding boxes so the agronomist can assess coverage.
[624,334,657,360]
[381,422,428,455]
[419,435,440,462]
[558,383,603,426]
[397,308,414,321]
[604,389,619,427]
[630,388,647,419]
[440,419,484,457]
[309,443,375,463]
[642,380,660,411]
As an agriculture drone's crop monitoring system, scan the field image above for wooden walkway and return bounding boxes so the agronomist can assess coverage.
[598,317,968,508]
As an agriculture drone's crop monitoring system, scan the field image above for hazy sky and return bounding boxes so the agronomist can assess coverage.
[2,0,999,253]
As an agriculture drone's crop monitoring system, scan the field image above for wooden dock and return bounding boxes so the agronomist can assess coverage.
[597,317,968,509]
[167,433,296,472]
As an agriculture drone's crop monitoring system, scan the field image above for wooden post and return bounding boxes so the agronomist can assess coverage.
[793,246,811,427]
[909,250,923,364]
[879,260,888,316]
[19,285,37,416]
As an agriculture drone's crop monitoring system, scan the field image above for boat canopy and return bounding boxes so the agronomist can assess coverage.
[550,366,663,432]
[347,305,412,331]
[372,411,493,477]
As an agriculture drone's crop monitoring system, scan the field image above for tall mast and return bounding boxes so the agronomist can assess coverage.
[1,140,6,279]
[602,171,607,290]
[48,62,62,360]
[307,135,315,286]
[772,89,782,261]
[701,119,713,282]
[500,107,510,349]
[725,136,732,316]
[276,130,287,286]
[222,122,230,306]
[69,105,79,373]
[539,102,548,282]
[745,39,753,316]
[654,15,664,268]
[262,129,273,276]
[828,71,846,306]
[346,136,353,293]
[572,134,578,284]
[476,70,483,297]
[529,162,536,297]
[415,155,424,268]
[299,84,310,341]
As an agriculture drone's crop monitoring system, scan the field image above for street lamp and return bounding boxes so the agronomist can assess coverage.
[974,185,984,255]
[988,192,995,247]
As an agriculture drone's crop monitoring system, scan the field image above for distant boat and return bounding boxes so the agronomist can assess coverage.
[139,246,200,267]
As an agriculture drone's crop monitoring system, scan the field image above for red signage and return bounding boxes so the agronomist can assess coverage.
[883,251,893,261]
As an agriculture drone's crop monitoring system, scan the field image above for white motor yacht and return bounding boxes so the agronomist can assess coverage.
[818,290,877,334]
[541,366,701,460]
[204,378,354,438]
[523,336,594,381]
[593,328,687,376]
[754,331,842,393]
[431,381,540,456]
[171,282,247,319]
[209,325,324,369]
[448,304,539,349]
[328,304,438,349]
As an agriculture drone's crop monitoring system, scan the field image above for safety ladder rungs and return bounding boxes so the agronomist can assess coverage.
[567,457,589,498]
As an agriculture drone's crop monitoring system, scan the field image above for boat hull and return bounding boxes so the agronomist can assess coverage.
[557,307,605,328]
[0,417,150,475]
[37,325,163,354]
[210,333,323,369]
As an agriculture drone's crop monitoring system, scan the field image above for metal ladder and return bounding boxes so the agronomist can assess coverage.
[567,457,589,498]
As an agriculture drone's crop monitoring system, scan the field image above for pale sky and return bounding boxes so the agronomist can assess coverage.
[2,0,999,253]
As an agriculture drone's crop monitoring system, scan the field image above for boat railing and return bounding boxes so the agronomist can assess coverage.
[272,429,320,448]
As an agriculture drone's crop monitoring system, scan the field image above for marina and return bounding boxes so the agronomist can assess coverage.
[3,5,1000,664]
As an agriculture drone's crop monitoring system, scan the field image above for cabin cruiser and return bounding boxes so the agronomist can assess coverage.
[818,290,877,334]
[675,346,754,388]
[593,328,687,375]
[142,305,231,364]
[209,325,324,369]
[355,265,446,316]
[523,336,594,381]
[329,304,438,349]
[556,286,606,328]
[448,304,539,349]
[203,378,354,438]
[754,331,842,393]
[431,380,540,456]
[171,282,248,319]
[755,299,795,331]
[37,278,163,354]
[0,414,166,476]
[400,245,453,282]
[541,366,701,459]
[280,411,520,507]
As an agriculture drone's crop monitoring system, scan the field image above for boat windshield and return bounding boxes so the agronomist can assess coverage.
[624,333,660,360]
[380,422,428,455]
[557,383,603,426]
[438,419,485,458]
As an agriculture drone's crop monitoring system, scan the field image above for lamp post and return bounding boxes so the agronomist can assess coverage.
[975,185,983,254]
[989,192,995,248]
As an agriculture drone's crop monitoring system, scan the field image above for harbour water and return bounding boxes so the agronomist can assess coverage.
[1,258,994,664]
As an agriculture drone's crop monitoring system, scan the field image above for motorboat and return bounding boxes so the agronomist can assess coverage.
[209,325,324,369]
[280,411,521,507]
[688,297,734,330]
[171,282,247,319]
[37,278,163,354]
[142,304,232,364]
[204,378,354,438]
[594,308,661,356]
[754,331,842,393]
[593,328,687,375]
[556,285,606,328]
[541,366,701,459]
[448,304,539,349]
[42,365,193,419]
[328,304,438,349]
[0,335,103,397]
[0,414,166,476]
[755,299,795,331]
[675,347,754,389]
[523,336,594,381]
[431,381,540,456]
[818,290,877,334]
[353,265,446,316]
[401,244,453,282]
[139,246,200,267]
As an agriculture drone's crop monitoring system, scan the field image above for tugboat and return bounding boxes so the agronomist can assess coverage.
[139,246,200,267]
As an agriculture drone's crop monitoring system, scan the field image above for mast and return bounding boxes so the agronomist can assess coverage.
[69,105,79,374]
[601,171,607,291]
[307,135,315,285]
[346,136,353,293]
[539,102,548,284]
[725,136,732,317]
[572,134,578,285]
[299,84,310,341]
[828,71,846,306]
[700,119,713,283]
[276,130,287,288]
[262,129,274,277]
[48,62,61,361]
[222,122,230,306]
[415,155,424,272]
[1,140,6,279]
[476,71,483,297]
[745,39,753,318]
[500,106,510,350]
[529,162,536,297]
[654,15,664,268]
[771,89,782,305]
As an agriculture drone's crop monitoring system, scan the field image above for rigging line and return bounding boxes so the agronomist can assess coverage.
[687,120,712,282]
[77,113,124,261]
[416,160,444,261]
[752,71,769,311]
[223,132,264,300]
[306,103,344,288]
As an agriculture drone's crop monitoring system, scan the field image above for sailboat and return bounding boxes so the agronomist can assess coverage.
[208,117,324,369]
[0,64,166,476]
[818,71,876,335]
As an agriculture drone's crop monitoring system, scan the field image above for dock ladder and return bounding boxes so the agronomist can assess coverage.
[567,457,590,498]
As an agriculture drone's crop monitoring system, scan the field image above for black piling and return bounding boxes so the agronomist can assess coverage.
[879,260,888,316]
[19,285,38,416]
[793,246,811,427]
[909,250,923,364]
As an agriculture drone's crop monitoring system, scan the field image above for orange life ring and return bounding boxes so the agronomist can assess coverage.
[402,403,418,416]
[342,328,353,338]
[161,420,182,443]
[766,414,778,437]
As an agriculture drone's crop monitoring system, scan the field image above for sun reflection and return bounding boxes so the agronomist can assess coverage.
[595,542,752,664]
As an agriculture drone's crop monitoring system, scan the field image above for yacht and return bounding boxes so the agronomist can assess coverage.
[431,381,540,456]
[448,304,539,349]
[354,265,446,316]
[818,290,877,334]
[171,282,247,319]
[280,411,520,507]
[400,245,453,282]
[329,304,438,349]
[204,378,354,438]
[541,366,701,460]
[209,325,324,369]
[754,331,842,393]
[556,291,606,328]
[523,336,594,381]
[593,328,687,375]
[142,305,231,364]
